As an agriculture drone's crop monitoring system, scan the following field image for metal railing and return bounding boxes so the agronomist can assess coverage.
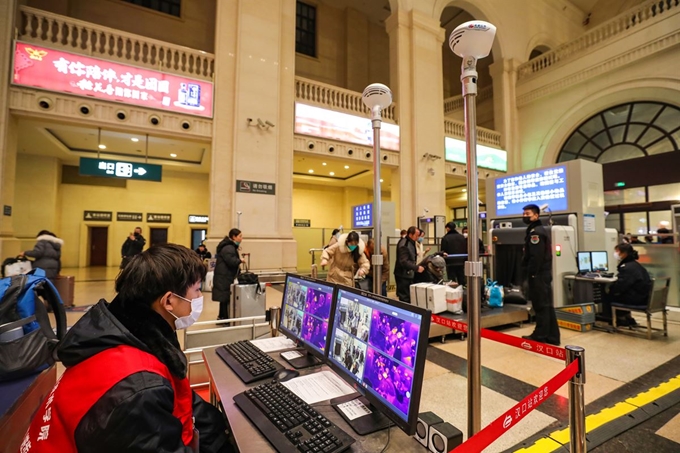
[17,5,215,80]
[517,0,680,81]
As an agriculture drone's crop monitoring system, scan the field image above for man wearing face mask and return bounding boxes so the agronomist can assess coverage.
[120,226,146,269]
[520,204,560,346]
[23,244,232,453]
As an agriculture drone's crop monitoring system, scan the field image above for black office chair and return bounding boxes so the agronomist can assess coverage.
[611,277,670,340]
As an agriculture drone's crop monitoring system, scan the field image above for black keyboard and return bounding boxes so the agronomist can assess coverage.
[216,341,284,384]
[234,381,355,453]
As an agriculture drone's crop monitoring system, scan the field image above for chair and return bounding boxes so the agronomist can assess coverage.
[612,277,670,340]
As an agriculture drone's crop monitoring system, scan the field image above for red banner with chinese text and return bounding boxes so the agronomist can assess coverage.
[12,42,213,118]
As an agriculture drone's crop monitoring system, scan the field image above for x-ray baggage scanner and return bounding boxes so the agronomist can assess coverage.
[485,159,608,307]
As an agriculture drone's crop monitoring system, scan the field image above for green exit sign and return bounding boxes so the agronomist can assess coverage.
[79,157,162,182]
[615,181,626,187]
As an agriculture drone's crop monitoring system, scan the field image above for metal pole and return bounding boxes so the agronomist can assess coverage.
[566,346,587,453]
[371,112,383,295]
[462,55,483,437]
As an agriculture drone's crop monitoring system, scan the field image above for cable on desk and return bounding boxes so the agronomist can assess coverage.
[380,423,393,453]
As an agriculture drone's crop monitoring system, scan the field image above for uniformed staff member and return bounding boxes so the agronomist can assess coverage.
[601,242,651,326]
[521,204,560,345]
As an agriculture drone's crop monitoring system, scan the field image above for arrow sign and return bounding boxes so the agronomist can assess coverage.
[134,167,147,176]
[79,157,162,182]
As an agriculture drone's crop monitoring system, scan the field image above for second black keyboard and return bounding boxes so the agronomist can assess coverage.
[216,340,284,384]
[234,381,355,453]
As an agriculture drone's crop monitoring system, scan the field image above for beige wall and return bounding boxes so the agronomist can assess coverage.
[14,153,209,267]
[26,0,216,52]
[292,182,391,230]
[295,3,390,90]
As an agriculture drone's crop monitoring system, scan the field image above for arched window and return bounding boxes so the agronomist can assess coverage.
[557,102,680,164]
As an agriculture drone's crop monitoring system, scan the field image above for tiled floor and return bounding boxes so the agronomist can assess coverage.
[56,267,680,452]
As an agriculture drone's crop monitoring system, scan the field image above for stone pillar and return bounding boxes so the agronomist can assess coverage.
[489,59,521,172]
[207,0,297,271]
[0,0,21,258]
[386,10,446,229]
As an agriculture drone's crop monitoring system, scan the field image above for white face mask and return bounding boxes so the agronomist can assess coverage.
[614,252,621,261]
[463,233,468,239]
[168,293,203,329]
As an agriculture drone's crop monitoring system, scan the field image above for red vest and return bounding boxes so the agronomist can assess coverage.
[20,345,194,452]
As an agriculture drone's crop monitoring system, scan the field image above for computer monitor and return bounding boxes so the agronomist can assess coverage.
[590,251,609,272]
[577,251,592,274]
[279,274,336,368]
[326,284,431,436]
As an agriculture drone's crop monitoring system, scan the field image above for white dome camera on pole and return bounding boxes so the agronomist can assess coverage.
[449,20,496,438]
[362,83,392,296]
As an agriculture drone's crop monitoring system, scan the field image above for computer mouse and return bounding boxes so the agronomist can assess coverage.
[273,369,300,382]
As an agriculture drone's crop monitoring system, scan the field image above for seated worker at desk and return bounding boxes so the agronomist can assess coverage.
[601,243,652,327]
[23,244,231,453]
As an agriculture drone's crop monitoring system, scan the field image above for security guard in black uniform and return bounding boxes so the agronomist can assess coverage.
[521,204,560,345]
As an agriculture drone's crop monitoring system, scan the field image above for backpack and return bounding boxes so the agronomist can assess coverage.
[0,268,67,381]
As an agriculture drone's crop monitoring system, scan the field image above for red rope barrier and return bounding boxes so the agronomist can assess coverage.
[450,360,580,453]
[431,314,567,360]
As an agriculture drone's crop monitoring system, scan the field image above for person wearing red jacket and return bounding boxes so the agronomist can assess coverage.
[21,244,231,453]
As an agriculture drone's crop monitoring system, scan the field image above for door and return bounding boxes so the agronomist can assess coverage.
[150,228,169,247]
[191,229,207,249]
[90,227,108,266]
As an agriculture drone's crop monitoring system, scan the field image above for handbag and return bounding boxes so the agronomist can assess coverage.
[237,263,264,294]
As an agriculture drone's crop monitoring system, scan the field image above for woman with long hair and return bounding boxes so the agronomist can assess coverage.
[320,231,370,287]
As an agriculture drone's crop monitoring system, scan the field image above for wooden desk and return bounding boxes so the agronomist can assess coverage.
[0,366,57,453]
[202,347,424,452]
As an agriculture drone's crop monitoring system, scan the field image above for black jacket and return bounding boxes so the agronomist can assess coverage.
[121,233,146,257]
[522,220,551,278]
[24,234,63,279]
[212,238,242,302]
[196,248,212,261]
[54,298,229,453]
[440,230,467,256]
[608,256,652,306]
[413,253,446,284]
[394,237,418,279]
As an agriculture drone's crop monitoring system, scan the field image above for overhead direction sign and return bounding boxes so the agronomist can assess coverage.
[79,157,162,182]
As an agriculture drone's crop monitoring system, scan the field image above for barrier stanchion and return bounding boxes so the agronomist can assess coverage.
[567,346,586,453]
[451,360,580,453]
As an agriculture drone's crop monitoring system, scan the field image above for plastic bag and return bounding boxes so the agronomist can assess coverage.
[446,286,464,313]
[485,279,504,308]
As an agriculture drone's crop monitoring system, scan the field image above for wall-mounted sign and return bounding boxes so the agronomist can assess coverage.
[445,137,508,172]
[12,41,214,118]
[294,219,311,227]
[147,213,172,223]
[236,180,276,195]
[79,157,162,182]
[3,205,11,216]
[188,215,209,224]
[117,212,143,222]
[295,103,400,151]
[352,203,373,228]
[84,210,112,221]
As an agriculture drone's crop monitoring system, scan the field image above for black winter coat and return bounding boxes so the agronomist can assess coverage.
[121,234,146,257]
[212,238,242,303]
[440,230,467,256]
[52,298,230,452]
[394,237,418,279]
[522,220,551,279]
[24,234,63,279]
[608,256,652,306]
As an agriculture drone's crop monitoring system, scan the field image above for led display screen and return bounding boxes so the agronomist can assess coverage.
[444,137,508,172]
[495,165,568,215]
[352,203,373,228]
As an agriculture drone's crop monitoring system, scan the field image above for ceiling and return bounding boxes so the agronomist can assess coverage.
[17,118,211,173]
[566,0,601,14]
[293,154,391,190]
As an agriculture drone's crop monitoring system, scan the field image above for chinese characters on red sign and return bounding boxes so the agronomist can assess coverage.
[12,42,213,118]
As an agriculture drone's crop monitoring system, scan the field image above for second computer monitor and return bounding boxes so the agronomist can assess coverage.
[279,274,335,361]
[577,251,592,273]
[590,251,609,272]
[327,285,431,436]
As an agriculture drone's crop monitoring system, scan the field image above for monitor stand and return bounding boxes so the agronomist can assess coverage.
[330,394,392,435]
[280,348,322,369]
